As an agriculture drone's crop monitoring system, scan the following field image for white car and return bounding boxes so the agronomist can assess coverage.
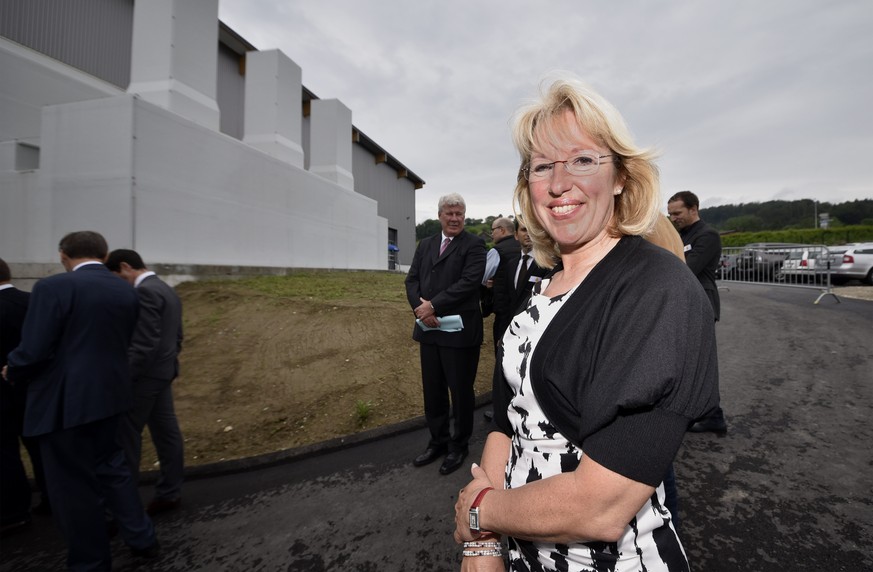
[779,246,833,284]
[833,243,873,285]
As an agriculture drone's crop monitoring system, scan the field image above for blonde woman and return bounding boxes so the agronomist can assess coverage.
[453,76,719,572]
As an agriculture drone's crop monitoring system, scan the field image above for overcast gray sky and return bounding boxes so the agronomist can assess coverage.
[219,0,872,223]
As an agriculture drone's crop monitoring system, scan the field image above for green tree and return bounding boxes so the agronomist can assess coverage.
[722,215,765,232]
[415,219,441,240]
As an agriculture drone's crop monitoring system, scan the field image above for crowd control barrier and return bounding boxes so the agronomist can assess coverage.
[717,244,840,304]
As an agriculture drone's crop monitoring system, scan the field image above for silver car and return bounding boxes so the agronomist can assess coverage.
[779,247,831,284]
[833,243,873,285]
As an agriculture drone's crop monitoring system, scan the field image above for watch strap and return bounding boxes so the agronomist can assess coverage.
[468,487,494,533]
[471,487,494,510]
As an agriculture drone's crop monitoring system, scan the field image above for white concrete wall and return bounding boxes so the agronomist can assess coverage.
[243,49,305,168]
[309,99,354,191]
[0,37,121,144]
[127,0,220,130]
[0,37,123,261]
[0,21,391,271]
[39,97,137,258]
[0,170,44,261]
[26,94,386,269]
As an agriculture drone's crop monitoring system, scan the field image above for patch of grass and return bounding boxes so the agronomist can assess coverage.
[205,308,224,325]
[354,399,373,426]
[236,271,408,303]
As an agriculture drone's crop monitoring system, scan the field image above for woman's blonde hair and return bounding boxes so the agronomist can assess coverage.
[511,74,661,269]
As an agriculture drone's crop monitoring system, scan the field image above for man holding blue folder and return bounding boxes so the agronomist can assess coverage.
[406,193,486,475]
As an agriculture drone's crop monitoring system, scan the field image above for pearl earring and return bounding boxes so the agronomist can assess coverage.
[613,187,623,195]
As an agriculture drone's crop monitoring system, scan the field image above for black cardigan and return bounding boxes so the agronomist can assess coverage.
[492,236,720,487]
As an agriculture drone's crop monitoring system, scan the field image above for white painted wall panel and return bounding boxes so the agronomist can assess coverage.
[0,171,42,261]
[40,97,136,253]
[0,37,121,143]
[118,96,383,269]
[4,94,386,269]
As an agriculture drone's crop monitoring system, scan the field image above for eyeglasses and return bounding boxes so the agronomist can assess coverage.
[521,151,615,181]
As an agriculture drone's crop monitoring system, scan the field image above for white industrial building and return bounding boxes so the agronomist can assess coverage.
[0,0,424,284]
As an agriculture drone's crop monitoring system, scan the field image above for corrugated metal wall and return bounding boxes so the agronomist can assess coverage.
[0,0,133,88]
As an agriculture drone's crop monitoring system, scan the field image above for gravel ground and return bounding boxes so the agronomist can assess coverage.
[834,285,873,301]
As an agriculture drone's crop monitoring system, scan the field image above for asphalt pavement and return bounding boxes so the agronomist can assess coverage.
[1,282,871,571]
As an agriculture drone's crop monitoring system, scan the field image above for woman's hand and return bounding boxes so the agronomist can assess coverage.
[458,532,505,572]
[454,463,496,543]
[460,554,506,572]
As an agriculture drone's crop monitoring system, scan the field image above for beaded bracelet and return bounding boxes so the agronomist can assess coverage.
[463,541,501,549]
[462,548,503,557]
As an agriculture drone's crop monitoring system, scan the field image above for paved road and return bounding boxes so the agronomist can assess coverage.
[2,283,871,571]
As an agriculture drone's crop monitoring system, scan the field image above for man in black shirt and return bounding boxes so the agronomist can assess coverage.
[668,191,727,434]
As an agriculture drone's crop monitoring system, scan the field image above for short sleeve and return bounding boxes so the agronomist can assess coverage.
[530,240,720,486]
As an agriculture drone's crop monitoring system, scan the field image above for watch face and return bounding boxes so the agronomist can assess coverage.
[469,509,480,531]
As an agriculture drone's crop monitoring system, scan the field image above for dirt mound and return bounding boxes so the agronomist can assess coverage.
[139,273,496,469]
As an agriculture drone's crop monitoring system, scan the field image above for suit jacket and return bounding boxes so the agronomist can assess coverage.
[0,286,30,367]
[1,286,31,428]
[510,255,549,315]
[679,219,721,320]
[6,264,140,437]
[491,253,549,342]
[405,230,486,348]
[485,237,521,318]
[130,274,183,381]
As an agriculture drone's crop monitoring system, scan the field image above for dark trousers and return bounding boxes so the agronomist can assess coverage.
[38,415,155,571]
[1,392,48,523]
[419,343,480,453]
[118,377,184,502]
[0,415,31,524]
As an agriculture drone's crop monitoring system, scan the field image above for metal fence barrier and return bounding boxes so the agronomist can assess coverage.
[718,244,840,304]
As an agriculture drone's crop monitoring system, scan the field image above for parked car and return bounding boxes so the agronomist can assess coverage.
[734,243,803,281]
[778,246,840,284]
[716,252,739,279]
[833,243,873,285]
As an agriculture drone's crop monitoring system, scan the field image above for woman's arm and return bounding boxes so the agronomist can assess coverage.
[455,432,511,571]
[479,431,511,488]
[456,452,654,545]
[454,432,511,543]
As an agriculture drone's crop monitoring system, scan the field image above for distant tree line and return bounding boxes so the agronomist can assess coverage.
[416,199,873,241]
[415,215,509,243]
[701,199,873,232]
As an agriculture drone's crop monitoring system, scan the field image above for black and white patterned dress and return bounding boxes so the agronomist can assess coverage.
[501,278,686,572]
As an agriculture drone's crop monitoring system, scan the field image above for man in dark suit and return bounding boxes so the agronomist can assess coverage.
[405,193,486,475]
[668,190,727,434]
[2,232,159,570]
[493,218,548,346]
[106,249,185,517]
[482,217,520,352]
[0,258,49,536]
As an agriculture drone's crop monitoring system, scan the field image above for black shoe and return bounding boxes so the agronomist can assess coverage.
[130,540,161,559]
[32,499,52,516]
[688,417,728,434]
[413,446,446,467]
[439,449,468,475]
[0,518,31,539]
[147,497,181,517]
